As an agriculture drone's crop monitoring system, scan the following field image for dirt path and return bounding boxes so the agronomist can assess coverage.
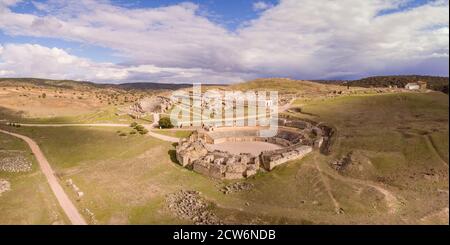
[319,165,401,214]
[151,113,160,127]
[313,162,342,214]
[0,129,87,225]
[146,126,179,142]
[279,97,296,113]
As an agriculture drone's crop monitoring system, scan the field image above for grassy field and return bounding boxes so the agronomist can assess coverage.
[1,106,152,125]
[285,92,448,223]
[0,90,448,224]
[0,132,68,224]
[152,129,193,138]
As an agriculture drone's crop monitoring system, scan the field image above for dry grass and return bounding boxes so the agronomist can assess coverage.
[0,132,68,224]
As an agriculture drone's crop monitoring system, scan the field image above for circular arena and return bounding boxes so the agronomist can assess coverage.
[175,118,334,179]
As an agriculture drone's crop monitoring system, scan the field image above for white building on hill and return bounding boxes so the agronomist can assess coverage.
[405,82,420,90]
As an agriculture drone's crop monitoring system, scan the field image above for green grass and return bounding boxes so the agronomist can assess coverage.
[299,92,449,173]
[9,126,160,170]
[1,105,152,125]
[0,132,68,224]
[153,129,193,138]
[429,129,449,163]
[4,125,309,224]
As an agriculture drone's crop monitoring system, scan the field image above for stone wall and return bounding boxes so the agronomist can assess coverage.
[192,151,260,179]
[176,133,208,167]
[278,117,334,153]
[174,118,333,179]
[260,145,312,171]
[176,134,313,179]
[176,131,260,179]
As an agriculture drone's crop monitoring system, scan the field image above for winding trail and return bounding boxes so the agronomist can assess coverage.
[310,154,401,214]
[320,166,401,214]
[313,162,342,214]
[0,129,87,225]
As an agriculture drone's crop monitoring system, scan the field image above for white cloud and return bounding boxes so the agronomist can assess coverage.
[0,43,250,83]
[0,0,448,83]
[253,1,273,11]
[0,0,21,7]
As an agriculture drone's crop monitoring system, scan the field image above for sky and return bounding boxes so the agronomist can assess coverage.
[0,0,448,84]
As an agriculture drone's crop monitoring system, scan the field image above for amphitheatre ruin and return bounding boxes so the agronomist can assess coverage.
[175,117,334,179]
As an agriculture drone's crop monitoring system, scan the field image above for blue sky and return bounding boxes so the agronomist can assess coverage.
[0,0,448,83]
[3,0,280,62]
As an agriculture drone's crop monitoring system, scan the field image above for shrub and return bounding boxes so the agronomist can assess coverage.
[138,128,149,135]
[129,130,137,135]
[134,124,145,131]
[158,117,173,129]
[130,122,138,128]
[119,132,127,137]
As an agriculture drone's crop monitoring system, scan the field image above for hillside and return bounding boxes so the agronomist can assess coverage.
[0,78,101,91]
[341,75,448,94]
[229,78,347,94]
[0,78,221,91]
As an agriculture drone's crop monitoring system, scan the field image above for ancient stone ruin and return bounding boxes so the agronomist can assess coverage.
[176,133,260,179]
[0,152,32,173]
[175,118,333,179]
[166,190,220,224]
[119,96,172,119]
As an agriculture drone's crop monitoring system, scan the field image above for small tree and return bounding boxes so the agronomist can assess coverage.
[138,128,149,135]
[42,93,46,98]
[158,117,173,129]
[130,122,138,128]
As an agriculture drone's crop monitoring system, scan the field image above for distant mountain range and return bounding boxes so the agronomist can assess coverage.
[0,78,199,91]
[1,75,449,94]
